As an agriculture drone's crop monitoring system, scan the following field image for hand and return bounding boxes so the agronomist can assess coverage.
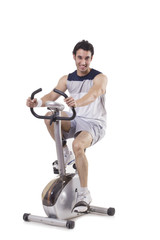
[26,97,38,108]
[64,97,77,108]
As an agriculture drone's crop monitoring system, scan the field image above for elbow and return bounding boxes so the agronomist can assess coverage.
[93,88,104,100]
[101,88,106,95]
[100,87,105,95]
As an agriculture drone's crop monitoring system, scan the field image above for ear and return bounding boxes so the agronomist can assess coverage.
[73,54,76,60]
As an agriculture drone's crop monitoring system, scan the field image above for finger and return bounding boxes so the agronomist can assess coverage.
[26,98,36,107]
[68,100,76,107]
[26,98,31,106]
[64,97,71,102]
[32,98,37,103]
[65,97,74,104]
[29,98,37,105]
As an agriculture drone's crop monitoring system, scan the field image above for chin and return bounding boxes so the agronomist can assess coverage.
[79,67,88,72]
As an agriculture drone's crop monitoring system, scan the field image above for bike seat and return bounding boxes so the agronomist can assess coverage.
[46,101,65,111]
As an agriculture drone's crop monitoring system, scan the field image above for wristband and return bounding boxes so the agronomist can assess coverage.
[37,99,42,107]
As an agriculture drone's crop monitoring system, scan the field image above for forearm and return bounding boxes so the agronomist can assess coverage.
[76,89,101,107]
[26,92,54,108]
[40,93,55,107]
[27,75,68,108]
[40,75,68,107]
[76,75,107,107]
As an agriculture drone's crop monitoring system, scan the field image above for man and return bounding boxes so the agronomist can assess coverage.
[26,40,108,212]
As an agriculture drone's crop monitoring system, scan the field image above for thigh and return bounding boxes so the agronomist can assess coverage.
[74,131,93,149]
[61,111,72,132]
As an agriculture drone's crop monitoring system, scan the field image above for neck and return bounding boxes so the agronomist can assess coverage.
[77,68,91,77]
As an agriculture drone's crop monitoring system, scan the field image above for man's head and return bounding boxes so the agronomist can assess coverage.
[73,40,94,75]
[72,40,94,57]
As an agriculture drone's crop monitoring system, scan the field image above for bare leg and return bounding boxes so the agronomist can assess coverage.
[44,111,71,141]
[45,114,93,188]
[72,131,92,188]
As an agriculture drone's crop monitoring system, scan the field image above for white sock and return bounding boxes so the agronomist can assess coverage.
[63,145,69,155]
[79,187,88,195]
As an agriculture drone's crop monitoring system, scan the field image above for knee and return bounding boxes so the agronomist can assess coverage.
[44,112,52,126]
[72,140,85,157]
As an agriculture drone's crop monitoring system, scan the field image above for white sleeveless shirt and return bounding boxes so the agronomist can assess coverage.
[67,69,107,128]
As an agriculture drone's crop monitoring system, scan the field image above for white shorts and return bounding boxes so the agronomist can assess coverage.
[62,112,106,145]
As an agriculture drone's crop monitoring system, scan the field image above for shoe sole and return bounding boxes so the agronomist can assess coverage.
[73,200,91,213]
[67,159,75,165]
[53,160,75,168]
[74,205,88,213]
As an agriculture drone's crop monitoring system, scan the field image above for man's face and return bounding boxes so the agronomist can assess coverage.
[73,49,93,75]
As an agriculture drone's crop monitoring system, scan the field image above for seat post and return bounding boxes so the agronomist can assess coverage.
[54,110,66,176]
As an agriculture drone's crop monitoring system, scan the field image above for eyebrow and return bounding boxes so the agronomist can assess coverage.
[77,55,91,59]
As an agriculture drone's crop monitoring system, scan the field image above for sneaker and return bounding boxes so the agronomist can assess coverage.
[53,146,75,169]
[64,148,75,166]
[73,191,92,213]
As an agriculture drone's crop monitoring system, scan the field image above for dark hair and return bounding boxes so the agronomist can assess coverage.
[73,40,94,56]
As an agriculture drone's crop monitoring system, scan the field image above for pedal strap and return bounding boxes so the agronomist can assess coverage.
[72,201,89,213]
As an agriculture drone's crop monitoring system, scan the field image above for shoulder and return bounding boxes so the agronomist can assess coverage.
[56,75,68,90]
[88,68,101,79]
[59,74,68,81]
[58,74,68,84]
[94,72,108,85]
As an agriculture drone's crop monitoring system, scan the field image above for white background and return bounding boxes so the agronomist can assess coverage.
[0,0,160,239]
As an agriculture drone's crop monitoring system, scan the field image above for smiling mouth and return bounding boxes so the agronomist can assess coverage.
[80,65,86,69]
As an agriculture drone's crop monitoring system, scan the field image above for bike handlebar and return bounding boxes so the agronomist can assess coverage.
[53,88,68,99]
[31,88,42,100]
[30,88,76,123]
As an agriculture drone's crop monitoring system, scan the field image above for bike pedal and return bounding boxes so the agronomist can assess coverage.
[52,160,58,166]
[73,163,77,170]
[53,167,59,174]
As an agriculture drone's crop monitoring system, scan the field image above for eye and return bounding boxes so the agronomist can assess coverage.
[77,56,82,60]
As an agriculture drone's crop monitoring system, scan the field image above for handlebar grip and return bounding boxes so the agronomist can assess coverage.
[31,88,42,100]
[29,88,76,122]
[53,88,68,99]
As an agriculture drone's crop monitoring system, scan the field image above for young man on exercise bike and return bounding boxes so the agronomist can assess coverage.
[26,40,108,212]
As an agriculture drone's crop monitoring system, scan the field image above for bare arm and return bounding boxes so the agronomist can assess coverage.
[64,74,108,107]
[40,75,68,106]
[26,75,68,108]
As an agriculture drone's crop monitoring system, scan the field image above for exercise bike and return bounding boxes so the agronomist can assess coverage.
[23,88,115,229]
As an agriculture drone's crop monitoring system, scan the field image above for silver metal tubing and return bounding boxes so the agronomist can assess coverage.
[89,205,115,216]
[54,111,66,176]
[89,205,108,215]
[28,214,68,228]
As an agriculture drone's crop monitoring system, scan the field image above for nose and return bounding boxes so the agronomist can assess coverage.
[81,59,86,65]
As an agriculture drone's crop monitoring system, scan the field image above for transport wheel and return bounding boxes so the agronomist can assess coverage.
[23,213,30,221]
[66,220,75,229]
[107,208,115,216]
